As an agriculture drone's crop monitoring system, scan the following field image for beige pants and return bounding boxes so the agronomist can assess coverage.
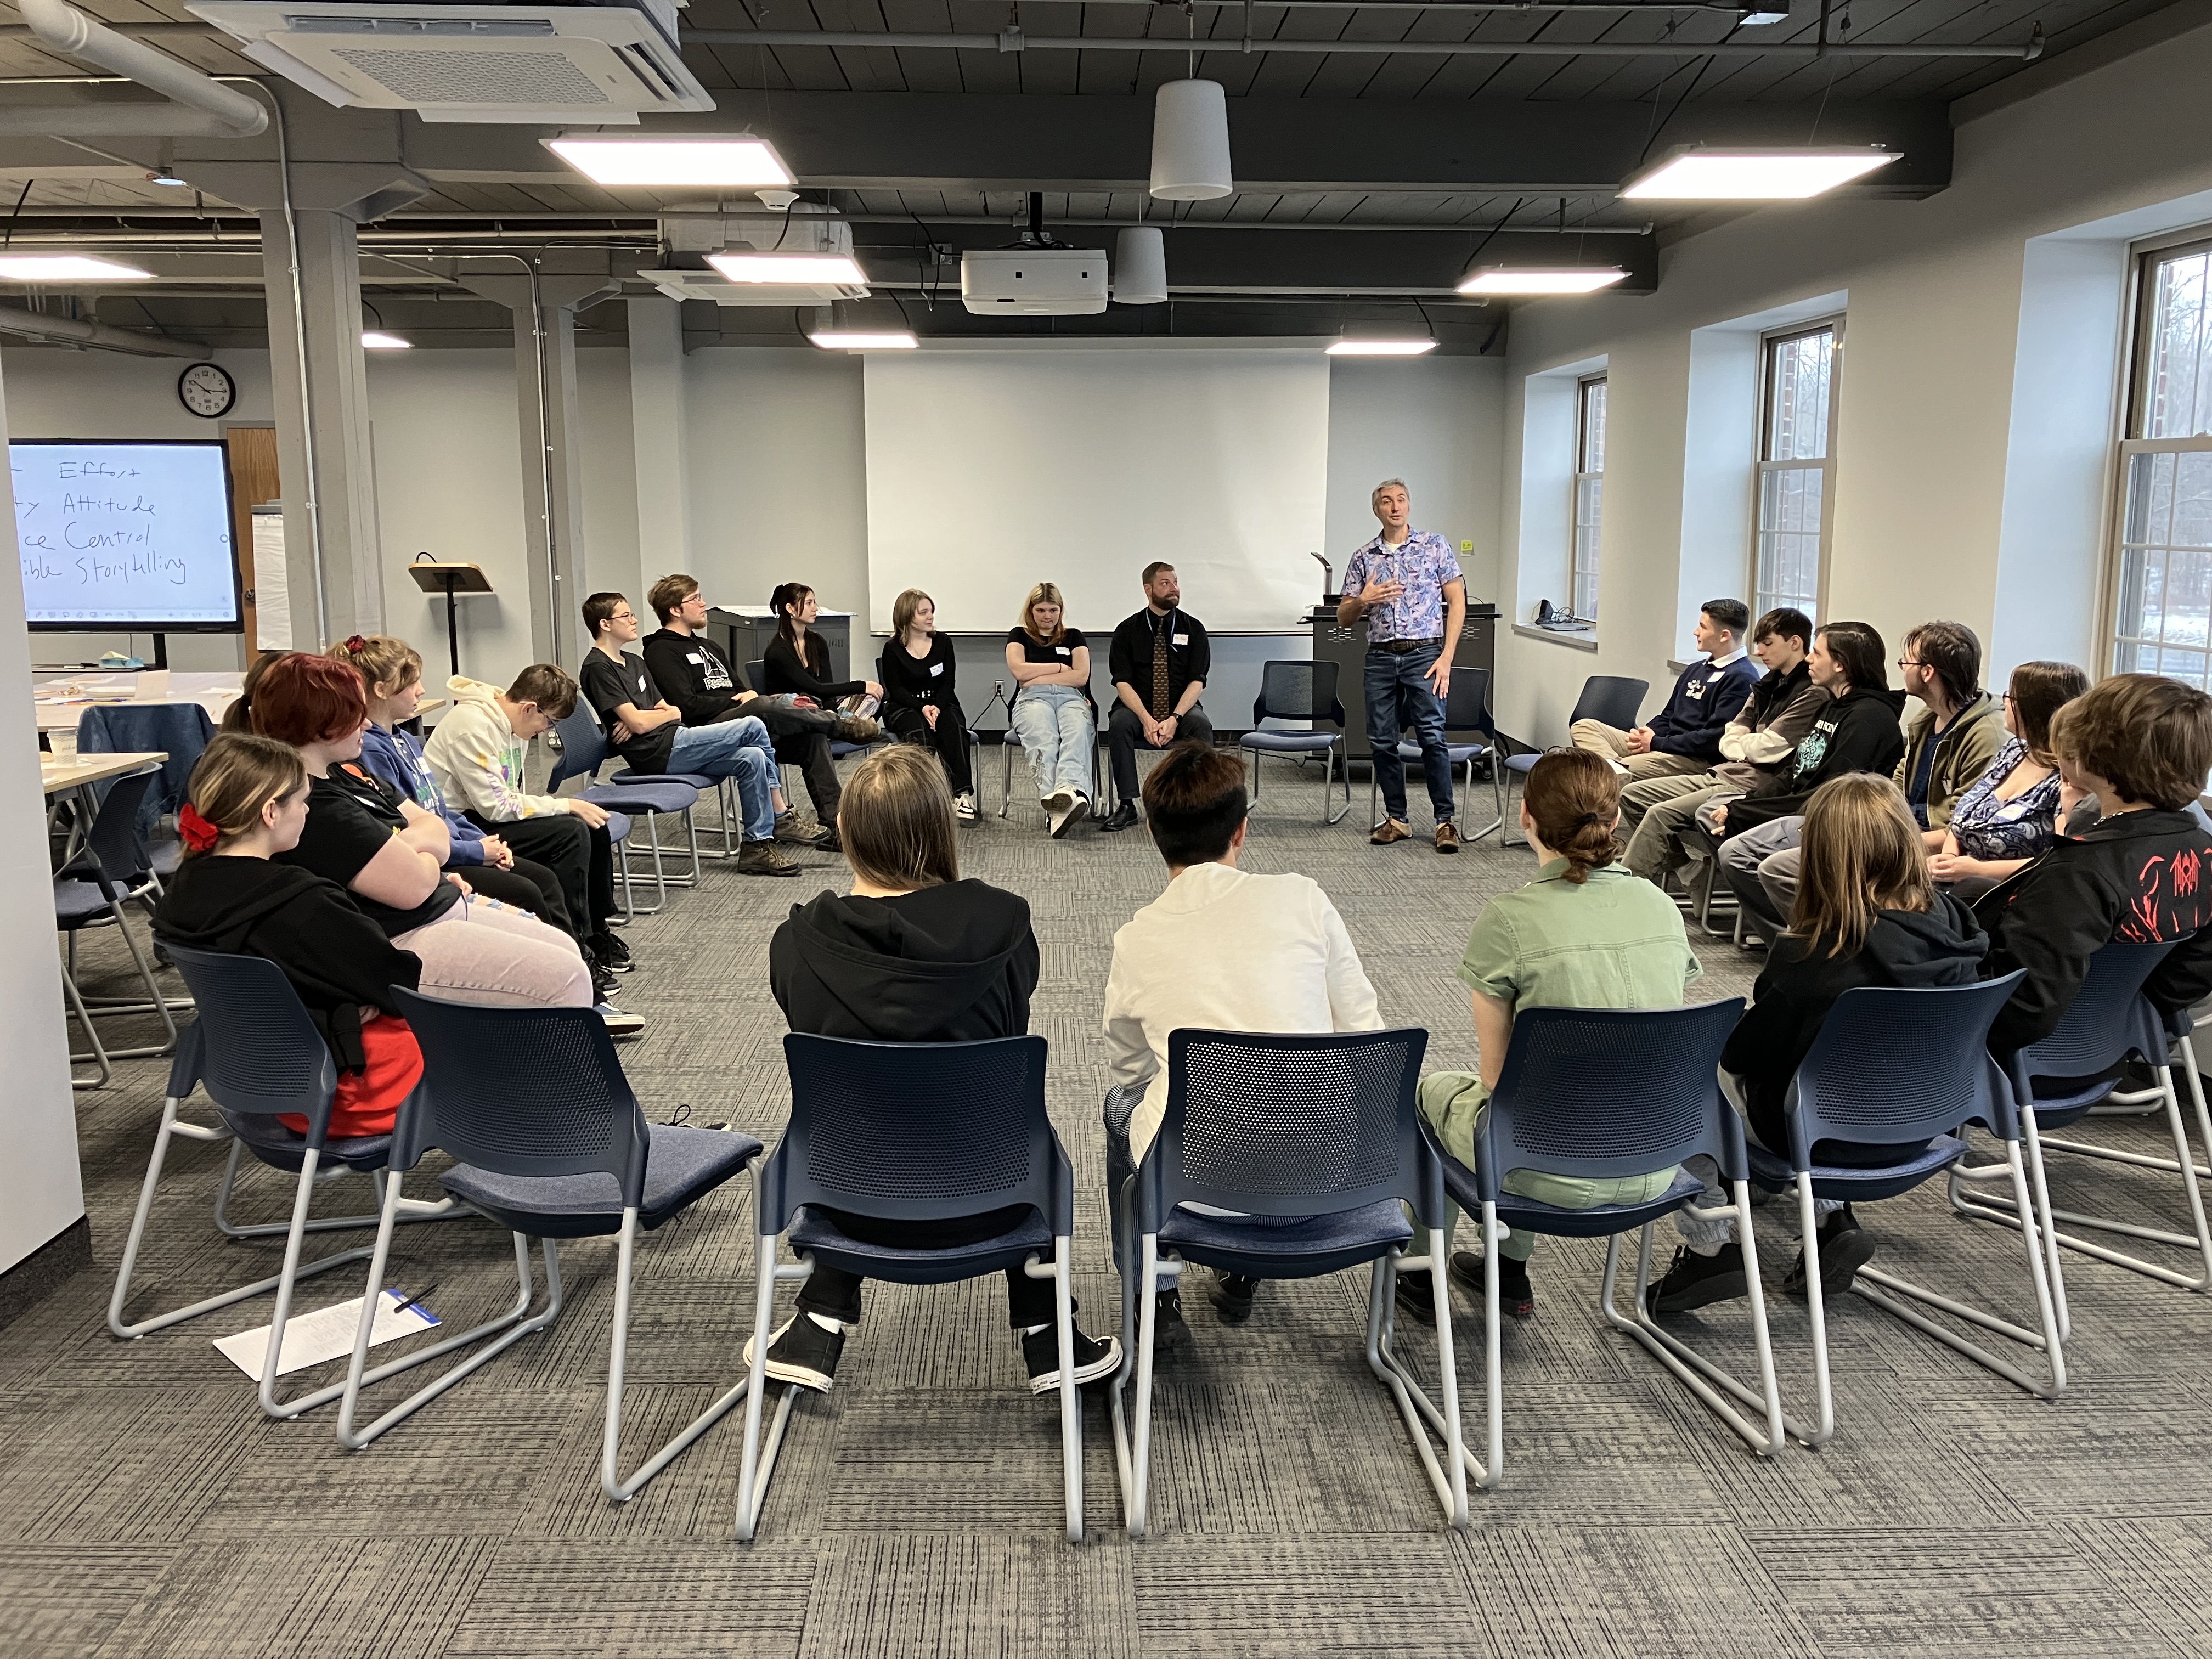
[1570,719,1711,782]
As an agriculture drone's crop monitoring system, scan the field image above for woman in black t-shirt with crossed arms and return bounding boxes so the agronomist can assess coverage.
[878,586,978,822]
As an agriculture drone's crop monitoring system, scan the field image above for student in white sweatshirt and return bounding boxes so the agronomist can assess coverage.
[1102,742,1382,1327]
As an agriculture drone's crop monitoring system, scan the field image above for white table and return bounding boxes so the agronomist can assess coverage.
[34,672,242,733]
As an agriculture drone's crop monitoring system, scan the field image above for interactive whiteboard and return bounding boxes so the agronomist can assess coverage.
[14,439,244,631]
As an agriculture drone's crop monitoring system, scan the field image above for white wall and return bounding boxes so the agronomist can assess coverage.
[1327,354,1505,602]
[1492,17,2212,743]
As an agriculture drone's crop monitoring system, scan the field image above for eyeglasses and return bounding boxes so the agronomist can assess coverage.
[609,610,635,623]
[1898,658,1923,669]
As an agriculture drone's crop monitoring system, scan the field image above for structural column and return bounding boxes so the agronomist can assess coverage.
[627,296,691,580]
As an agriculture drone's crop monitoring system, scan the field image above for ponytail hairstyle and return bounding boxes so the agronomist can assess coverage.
[1791,774,1933,957]
[222,649,293,734]
[178,733,307,859]
[326,633,424,703]
[770,581,827,675]
[1519,748,1621,884]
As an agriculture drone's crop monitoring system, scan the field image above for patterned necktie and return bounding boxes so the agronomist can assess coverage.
[1151,618,1171,718]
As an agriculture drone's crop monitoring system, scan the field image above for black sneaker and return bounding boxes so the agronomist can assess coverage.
[1645,1242,1750,1317]
[1207,1271,1260,1324]
[590,930,634,972]
[1154,1288,1185,1330]
[1785,1205,1877,1300]
[1023,1324,1124,1394]
[745,1314,845,1393]
[591,963,620,1003]
[1393,1266,1437,1328]
[1448,1250,1533,1319]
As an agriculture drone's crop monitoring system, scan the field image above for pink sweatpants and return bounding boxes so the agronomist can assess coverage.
[394,898,593,1010]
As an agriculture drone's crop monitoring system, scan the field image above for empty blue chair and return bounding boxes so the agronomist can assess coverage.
[55,768,179,1087]
[1239,660,1351,826]
[1672,974,2059,1447]
[339,991,761,1504]
[1500,674,1647,847]
[108,947,466,1422]
[738,1034,1087,1543]
[548,706,702,911]
[1436,1000,1784,1483]
[1116,1026,1465,1536]
[77,699,216,841]
[1952,941,2211,1320]
[1364,666,1505,843]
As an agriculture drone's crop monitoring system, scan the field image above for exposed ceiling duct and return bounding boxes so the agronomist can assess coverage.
[0,300,208,356]
[2,0,267,137]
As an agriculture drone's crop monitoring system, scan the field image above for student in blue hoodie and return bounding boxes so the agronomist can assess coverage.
[1571,599,1760,781]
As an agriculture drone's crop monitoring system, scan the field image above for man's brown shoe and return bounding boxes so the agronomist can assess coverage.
[1370,817,1411,845]
[1435,821,1462,854]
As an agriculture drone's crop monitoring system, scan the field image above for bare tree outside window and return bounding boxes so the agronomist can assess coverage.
[1572,375,1606,619]
[2113,241,2212,686]
[1754,323,1841,620]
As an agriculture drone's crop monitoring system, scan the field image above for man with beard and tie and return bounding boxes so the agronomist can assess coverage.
[1099,562,1215,833]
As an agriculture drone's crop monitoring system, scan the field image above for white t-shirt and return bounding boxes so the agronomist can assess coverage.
[1103,861,1383,1163]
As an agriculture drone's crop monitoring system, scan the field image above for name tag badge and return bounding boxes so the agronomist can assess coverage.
[1055,645,1071,657]
[929,662,945,676]
[1172,634,1189,647]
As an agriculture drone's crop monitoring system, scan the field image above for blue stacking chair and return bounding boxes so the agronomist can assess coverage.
[1363,666,1506,843]
[738,1034,1087,1543]
[1671,974,2061,1449]
[77,700,216,843]
[1116,1027,1465,1537]
[1952,941,2212,1319]
[1499,674,1647,847]
[1435,1000,1784,1485]
[978,683,1104,823]
[1239,660,1351,826]
[55,768,179,1087]
[107,948,467,1421]
[548,706,702,912]
[339,991,761,1503]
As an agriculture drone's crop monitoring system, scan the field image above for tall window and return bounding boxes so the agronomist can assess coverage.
[1572,374,1606,619]
[2113,239,2212,685]
[1753,321,1841,619]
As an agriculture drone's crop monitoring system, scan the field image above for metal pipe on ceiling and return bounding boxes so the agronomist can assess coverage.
[10,0,267,133]
[687,26,2040,58]
[0,300,206,354]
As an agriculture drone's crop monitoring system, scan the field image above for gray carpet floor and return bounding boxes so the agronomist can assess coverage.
[13,754,2212,1657]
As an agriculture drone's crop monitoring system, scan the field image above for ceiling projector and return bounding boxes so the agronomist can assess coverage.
[960,247,1108,317]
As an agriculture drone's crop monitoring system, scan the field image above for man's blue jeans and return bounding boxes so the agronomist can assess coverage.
[668,716,777,840]
[1363,644,1454,825]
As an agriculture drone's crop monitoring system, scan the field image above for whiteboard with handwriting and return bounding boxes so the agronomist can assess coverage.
[13,439,242,630]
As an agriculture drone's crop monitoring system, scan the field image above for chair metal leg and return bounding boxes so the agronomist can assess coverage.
[1458,753,1505,844]
[61,955,112,1090]
[1323,738,1350,826]
[602,1207,751,1503]
[1000,739,1015,819]
[735,1226,814,1543]
[335,1172,565,1448]
[1598,1182,1792,1455]
[1363,1227,1471,1523]
[1025,1240,1084,1542]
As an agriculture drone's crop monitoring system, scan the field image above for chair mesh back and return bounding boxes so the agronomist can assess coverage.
[1568,675,1649,733]
[392,989,645,1189]
[2019,941,2177,1079]
[84,771,157,885]
[774,1034,1054,1226]
[1486,1002,1740,1181]
[1443,669,1494,737]
[164,946,335,1124]
[1169,1029,1420,1206]
[548,707,607,791]
[1257,661,1339,725]
[1792,979,2018,1150]
[746,661,769,695]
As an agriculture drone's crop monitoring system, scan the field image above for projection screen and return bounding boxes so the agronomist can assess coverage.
[862,348,1329,635]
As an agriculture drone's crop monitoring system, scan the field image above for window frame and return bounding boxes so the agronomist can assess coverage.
[2105,234,2212,684]
[1750,315,1844,622]
[1570,372,1607,620]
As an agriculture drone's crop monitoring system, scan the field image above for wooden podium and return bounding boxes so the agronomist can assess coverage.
[407,559,494,683]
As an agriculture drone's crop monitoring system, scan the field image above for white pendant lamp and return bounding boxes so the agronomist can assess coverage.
[1114,226,1168,305]
[1151,79,1233,201]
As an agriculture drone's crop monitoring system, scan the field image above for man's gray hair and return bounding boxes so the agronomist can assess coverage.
[1371,477,1410,510]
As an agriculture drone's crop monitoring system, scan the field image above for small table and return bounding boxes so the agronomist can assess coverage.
[43,751,166,867]
[35,673,242,733]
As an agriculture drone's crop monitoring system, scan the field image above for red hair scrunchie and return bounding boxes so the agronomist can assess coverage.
[178,803,221,853]
[343,634,367,653]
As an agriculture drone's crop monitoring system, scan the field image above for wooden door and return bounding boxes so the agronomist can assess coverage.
[224,425,280,653]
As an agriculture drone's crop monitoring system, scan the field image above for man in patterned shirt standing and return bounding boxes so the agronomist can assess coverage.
[1338,478,1469,853]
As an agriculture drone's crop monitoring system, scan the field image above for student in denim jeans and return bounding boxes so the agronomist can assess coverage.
[1005,581,1097,839]
[1338,478,1468,854]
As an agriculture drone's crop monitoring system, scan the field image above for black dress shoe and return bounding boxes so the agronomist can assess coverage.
[1098,800,1141,832]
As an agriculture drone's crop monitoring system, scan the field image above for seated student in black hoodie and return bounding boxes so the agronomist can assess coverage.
[1647,772,1988,1315]
[1706,619,1909,941]
[756,743,1122,1397]
[1976,674,2212,1071]
[154,734,427,1139]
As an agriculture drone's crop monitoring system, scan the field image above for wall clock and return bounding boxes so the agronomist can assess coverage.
[177,361,236,419]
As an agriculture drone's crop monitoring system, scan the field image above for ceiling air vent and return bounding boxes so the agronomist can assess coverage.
[187,0,713,122]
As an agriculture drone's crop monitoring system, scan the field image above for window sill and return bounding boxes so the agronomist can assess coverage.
[1511,623,1599,653]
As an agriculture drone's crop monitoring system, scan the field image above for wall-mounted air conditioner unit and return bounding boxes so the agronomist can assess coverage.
[187,0,713,123]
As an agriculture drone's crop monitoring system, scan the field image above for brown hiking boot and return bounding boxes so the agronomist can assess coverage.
[1435,821,1462,854]
[1370,817,1411,845]
[736,839,799,877]
[774,814,832,848]
[833,715,881,744]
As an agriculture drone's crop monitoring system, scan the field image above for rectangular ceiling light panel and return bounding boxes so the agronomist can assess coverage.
[547,135,791,188]
[1457,268,1627,296]
[708,252,868,285]
[1325,340,1437,356]
[0,255,153,281]
[810,331,919,349]
[1622,148,1898,200]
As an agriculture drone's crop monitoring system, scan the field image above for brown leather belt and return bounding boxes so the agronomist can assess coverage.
[1369,637,1444,655]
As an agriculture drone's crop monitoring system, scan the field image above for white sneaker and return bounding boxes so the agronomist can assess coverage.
[954,791,979,823]
[1049,793,1090,839]
[1044,786,1076,816]
[596,1002,645,1039]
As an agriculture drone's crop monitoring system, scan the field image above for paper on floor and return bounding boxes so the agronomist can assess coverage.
[213,1289,441,1380]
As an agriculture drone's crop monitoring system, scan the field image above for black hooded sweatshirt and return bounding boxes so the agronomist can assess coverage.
[153,855,423,1073]
[1722,890,1989,1153]
[1724,685,1909,839]
[769,879,1040,1043]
